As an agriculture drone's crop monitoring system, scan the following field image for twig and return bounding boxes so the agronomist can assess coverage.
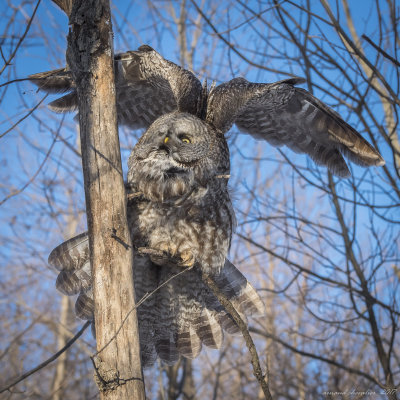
[0,321,91,394]
[0,94,48,139]
[320,0,400,106]
[0,0,42,76]
[0,76,36,88]
[0,111,61,206]
[361,34,400,67]
[201,273,273,400]
[249,327,382,387]
[189,0,297,78]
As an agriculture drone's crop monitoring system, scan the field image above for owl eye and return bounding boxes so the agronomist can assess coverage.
[179,135,191,144]
[164,136,169,143]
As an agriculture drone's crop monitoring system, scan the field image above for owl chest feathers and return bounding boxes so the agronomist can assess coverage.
[128,185,235,274]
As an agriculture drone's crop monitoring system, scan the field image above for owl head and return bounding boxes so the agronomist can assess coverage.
[127,112,230,203]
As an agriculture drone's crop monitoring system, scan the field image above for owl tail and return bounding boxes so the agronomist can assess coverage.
[48,234,265,368]
[149,259,266,366]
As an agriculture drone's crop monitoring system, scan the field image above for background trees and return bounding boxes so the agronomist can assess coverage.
[0,1,398,399]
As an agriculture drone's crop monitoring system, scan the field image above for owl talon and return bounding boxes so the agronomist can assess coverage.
[177,249,195,268]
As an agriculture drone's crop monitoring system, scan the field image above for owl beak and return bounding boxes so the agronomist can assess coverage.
[158,143,171,155]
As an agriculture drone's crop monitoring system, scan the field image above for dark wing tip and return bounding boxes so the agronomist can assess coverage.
[48,246,62,269]
[48,91,78,113]
[324,116,385,169]
[29,68,74,93]
[376,156,385,166]
[75,289,94,320]
[296,89,385,170]
[55,271,81,295]
[137,44,154,52]
[219,260,266,316]
[337,134,385,168]
[48,232,89,270]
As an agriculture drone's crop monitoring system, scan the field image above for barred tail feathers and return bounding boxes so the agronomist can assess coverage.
[152,259,265,365]
[48,235,265,368]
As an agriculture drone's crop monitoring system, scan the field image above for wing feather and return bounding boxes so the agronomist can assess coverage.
[29,45,203,129]
[75,288,94,320]
[55,260,91,295]
[193,309,223,349]
[207,78,384,176]
[48,231,89,271]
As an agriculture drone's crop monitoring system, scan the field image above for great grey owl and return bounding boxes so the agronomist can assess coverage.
[30,45,384,367]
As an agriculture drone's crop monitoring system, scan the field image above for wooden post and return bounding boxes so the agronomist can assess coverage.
[63,0,145,398]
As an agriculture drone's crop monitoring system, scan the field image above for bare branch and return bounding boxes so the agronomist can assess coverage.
[0,321,91,394]
[0,0,41,76]
[202,272,273,400]
[361,34,400,67]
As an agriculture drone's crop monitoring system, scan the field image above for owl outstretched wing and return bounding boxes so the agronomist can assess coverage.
[206,77,385,177]
[29,45,204,129]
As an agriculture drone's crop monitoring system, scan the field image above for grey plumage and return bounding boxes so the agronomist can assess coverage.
[30,45,204,127]
[206,77,384,177]
[34,45,384,367]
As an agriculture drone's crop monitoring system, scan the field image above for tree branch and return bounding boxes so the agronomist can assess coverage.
[0,321,91,394]
[202,273,273,400]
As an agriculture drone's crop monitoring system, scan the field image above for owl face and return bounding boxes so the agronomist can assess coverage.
[127,112,229,203]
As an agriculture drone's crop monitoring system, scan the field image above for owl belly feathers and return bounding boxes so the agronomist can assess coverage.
[127,111,235,275]
[129,186,233,275]
[126,185,238,366]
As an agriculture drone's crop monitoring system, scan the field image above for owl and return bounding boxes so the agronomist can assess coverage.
[31,45,384,367]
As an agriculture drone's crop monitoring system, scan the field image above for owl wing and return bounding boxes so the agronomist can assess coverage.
[48,232,94,320]
[48,231,91,295]
[29,45,204,129]
[206,77,385,177]
[48,231,161,367]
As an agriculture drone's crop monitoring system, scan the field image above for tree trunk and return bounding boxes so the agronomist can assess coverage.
[64,0,145,398]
